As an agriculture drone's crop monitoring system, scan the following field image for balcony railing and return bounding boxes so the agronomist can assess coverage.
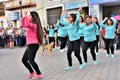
[6,0,36,10]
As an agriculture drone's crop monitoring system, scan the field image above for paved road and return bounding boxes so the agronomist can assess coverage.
[0,47,120,80]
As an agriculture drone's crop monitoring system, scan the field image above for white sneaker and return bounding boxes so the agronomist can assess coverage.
[96,52,99,56]
[60,49,64,52]
[64,48,68,51]
[111,54,115,58]
[106,54,110,57]
[64,66,72,71]
[53,48,56,51]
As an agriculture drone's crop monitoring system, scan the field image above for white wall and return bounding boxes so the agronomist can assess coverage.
[99,5,103,22]
[89,4,103,22]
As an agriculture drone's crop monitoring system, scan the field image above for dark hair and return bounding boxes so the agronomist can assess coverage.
[85,15,92,19]
[85,16,92,25]
[95,17,100,30]
[49,25,54,29]
[70,13,76,22]
[59,23,64,27]
[30,11,43,44]
[106,18,114,26]
[80,16,84,23]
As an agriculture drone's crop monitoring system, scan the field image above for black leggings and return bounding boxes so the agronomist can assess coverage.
[83,41,96,62]
[118,34,120,49]
[80,37,84,50]
[22,44,41,74]
[95,35,99,53]
[67,39,82,66]
[105,39,114,54]
[58,36,68,50]
[49,37,55,48]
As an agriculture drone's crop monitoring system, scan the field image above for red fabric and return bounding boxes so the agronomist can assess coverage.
[118,23,120,27]
[101,28,106,38]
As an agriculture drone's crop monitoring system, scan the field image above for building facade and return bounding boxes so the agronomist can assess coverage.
[1,0,89,28]
[0,2,5,28]
[37,0,89,27]
[2,0,36,28]
[1,0,120,28]
[89,0,120,21]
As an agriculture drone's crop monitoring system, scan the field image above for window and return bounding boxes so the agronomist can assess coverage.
[0,2,5,16]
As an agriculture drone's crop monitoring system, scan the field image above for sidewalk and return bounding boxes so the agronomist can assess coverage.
[0,47,120,80]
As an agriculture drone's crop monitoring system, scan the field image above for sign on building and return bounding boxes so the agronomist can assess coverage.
[64,0,88,10]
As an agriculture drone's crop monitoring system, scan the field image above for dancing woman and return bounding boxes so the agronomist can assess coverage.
[21,11,43,79]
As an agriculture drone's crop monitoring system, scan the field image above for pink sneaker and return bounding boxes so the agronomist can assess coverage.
[32,73,44,79]
[25,72,35,79]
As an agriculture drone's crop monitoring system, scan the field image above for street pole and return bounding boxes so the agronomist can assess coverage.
[19,0,22,26]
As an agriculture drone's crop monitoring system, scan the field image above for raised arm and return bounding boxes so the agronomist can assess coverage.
[74,12,80,25]
[74,7,82,24]
[22,16,37,30]
[55,22,60,29]
[47,26,50,31]
[60,10,69,26]
[100,17,108,28]
[111,17,117,27]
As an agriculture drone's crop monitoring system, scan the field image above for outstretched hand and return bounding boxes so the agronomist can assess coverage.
[23,10,28,17]
[104,17,108,20]
[61,10,67,16]
[78,7,82,12]
[92,16,95,22]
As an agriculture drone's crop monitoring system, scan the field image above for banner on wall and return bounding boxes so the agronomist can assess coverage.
[9,11,19,21]
[89,0,118,5]
[64,0,88,10]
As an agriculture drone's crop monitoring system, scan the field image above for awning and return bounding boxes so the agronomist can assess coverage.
[89,0,120,5]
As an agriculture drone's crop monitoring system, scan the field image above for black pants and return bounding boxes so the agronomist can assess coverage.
[58,36,68,50]
[80,37,84,50]
[83,41,96,62]
[0,36,5,47]
[67,39,82,66]
[95,35,99,53]
[56,37,59,46]
[22,44,41,74]
[105,39,114,54]
[49,37,55,48]
[118,34,120,49]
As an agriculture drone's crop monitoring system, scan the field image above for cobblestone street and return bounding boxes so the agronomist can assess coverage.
[0,47,120,80]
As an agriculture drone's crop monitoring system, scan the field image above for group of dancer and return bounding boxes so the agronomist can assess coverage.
[58,8,117,70]
[21,7,117,79]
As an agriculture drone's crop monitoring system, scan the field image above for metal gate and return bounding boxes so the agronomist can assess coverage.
[47,7,62,25]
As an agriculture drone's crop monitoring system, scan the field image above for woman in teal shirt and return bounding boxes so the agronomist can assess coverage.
[82,16,98,67]
[100,17,117,58]
[60,8,84,70]
[78,16,85,51]
[56,21,68,52]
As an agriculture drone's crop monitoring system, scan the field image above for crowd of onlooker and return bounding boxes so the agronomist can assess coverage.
[0,21,120,50]
[0,26,26,48]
